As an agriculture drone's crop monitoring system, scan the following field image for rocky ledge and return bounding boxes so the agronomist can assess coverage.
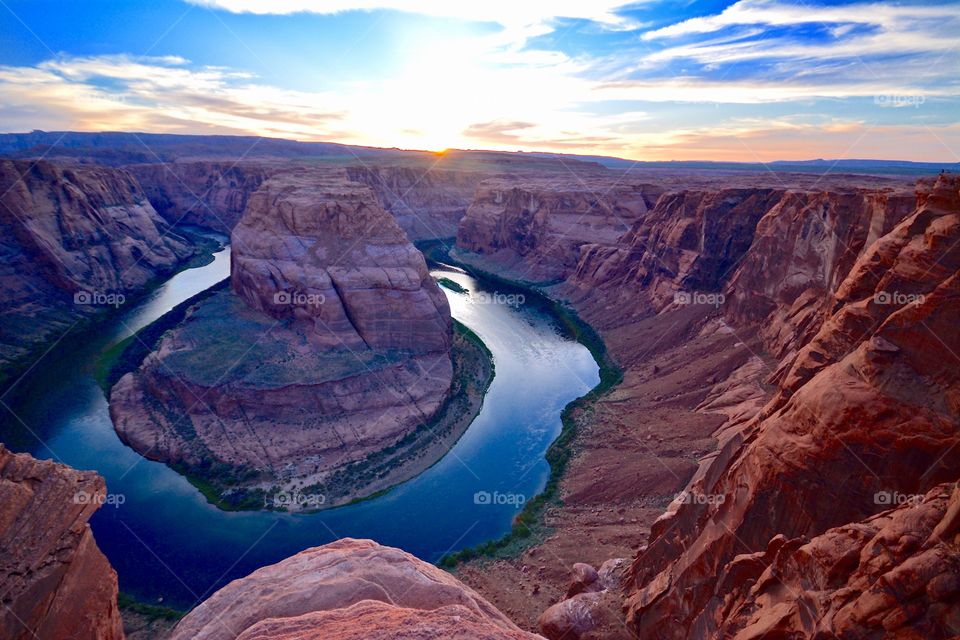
[170,538,542,640]
[0,445,123,640]
[109,169,490,510]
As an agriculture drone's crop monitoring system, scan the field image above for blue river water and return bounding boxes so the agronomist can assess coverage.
[0,246,598,610]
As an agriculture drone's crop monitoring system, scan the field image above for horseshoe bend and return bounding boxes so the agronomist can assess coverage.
[1,4,959,639]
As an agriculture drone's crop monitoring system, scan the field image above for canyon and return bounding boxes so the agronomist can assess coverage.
[0,159,202,390]
[0,132,956,640]
[451,172,960,639]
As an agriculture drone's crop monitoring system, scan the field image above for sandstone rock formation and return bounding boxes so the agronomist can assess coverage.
[714,482,960,639]
[0,159,198,388]
[345,165,484,240]
[0,445,123,640]
[623,174,960,638]
[231,170,452,353]
[538,560,629,640]
[170,539,542,640]
[449,172,958,638]
[456,178,660,283]
[128,161,270,232]
[110,169,458,508]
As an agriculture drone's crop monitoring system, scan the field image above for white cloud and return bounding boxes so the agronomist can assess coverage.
[187,0,638,27]
[641,0,959,40]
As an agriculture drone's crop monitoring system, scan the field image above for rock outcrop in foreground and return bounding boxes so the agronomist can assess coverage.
[0,159,198,388]
[0,445,123,640]
[110,170,459,508]
[715,482,960,639]
[170,539,542,640]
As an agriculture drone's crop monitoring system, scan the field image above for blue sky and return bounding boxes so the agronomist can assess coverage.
[0,0,957,160]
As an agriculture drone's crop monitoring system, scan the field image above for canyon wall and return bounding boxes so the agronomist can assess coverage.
[170,539,542,640]
[451,172,958,639]
[622,174,960,639]
[0,445,123,640]
[0,159,198,388]
[110,169,455,508]
[345,165,485,241]
[713,482,960,638]
[127,161,271,232]
[456,178,661,283]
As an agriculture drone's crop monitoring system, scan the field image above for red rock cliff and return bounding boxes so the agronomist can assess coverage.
[0,445,124,640]
[456,178,661,283]
[622,175,960,639]
[127,161,270,232]
[0,159,197,387]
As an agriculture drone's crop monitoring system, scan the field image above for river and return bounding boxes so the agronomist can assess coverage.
[0,245,599,610]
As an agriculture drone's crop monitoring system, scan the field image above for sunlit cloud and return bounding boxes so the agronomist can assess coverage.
[188,0,639,27]
[642,0,957,40]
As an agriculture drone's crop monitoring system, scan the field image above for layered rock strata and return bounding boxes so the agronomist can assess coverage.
[623,174,960,639]
[345,165,484,241]
[127,161,270,232]
[0,445,123,640]
[455,178,661,283]
[0,159,198,388]
[109,170,458,508]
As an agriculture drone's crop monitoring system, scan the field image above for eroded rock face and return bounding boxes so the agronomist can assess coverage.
[128,161,270,232]
[110,169,454,507]
[232,170,452,353]
[450,173,952,637]
[456,178,660,283]
[715,483,960,639]
[0,445,123,640]
[0,159,197,387]
[623,175,960,639]
[171,539,542,640]
[724,188,915,360]
[345,165,484,241]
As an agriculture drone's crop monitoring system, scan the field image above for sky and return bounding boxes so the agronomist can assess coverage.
[0,0,957,161]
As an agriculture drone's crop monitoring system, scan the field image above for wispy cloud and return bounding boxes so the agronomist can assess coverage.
[187,0,639,27]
